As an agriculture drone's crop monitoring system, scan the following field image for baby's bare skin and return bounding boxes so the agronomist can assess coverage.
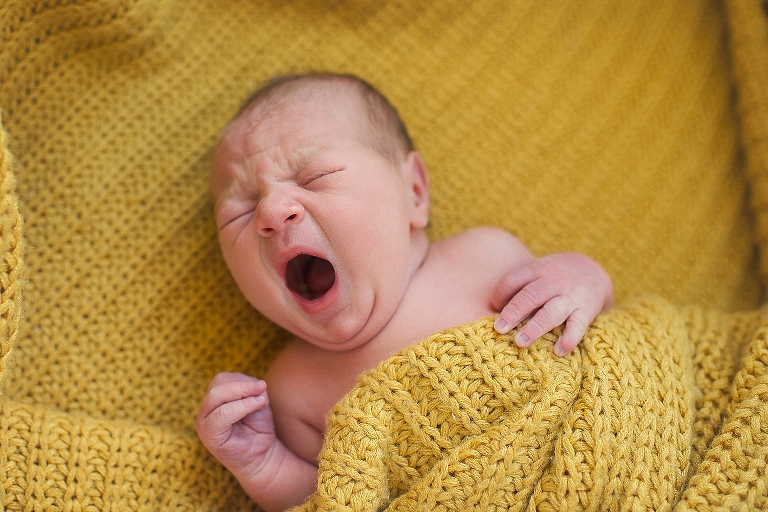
[196,74,613,512]
[266,226,534,463]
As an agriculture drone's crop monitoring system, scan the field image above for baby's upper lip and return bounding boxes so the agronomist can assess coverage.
[276,243,329,281]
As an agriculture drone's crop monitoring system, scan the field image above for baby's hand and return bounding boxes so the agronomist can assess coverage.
[196,372,277,476]
[491,252,613,356]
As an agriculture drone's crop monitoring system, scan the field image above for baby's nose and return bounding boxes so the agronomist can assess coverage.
[255,193,305,237]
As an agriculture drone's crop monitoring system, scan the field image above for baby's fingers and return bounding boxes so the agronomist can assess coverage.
[494,276,558,334]
[514,295,574,349]
[554,310,591,356]
[197,375,268,436]
[490,264,537,313]
[201,394,268,440]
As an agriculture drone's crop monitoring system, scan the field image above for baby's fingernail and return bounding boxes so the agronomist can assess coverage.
[495,318,507,332]
[554,338,571,356]
[516,333,529,347]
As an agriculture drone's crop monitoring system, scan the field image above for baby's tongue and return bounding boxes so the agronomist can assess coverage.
[305,257,335,296]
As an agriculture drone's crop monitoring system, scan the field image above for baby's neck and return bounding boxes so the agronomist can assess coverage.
[407,228,431,277]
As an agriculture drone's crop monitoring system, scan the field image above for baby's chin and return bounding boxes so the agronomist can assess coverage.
[287,297,395,353]
[275,258,411,352]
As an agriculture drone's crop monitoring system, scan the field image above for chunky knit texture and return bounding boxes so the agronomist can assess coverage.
[301,301,768,511]
[0,0,767,510]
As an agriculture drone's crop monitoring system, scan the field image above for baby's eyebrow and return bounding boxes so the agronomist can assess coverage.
[288,145,330,173]
[211,165,253,209]
[211,183,238,216]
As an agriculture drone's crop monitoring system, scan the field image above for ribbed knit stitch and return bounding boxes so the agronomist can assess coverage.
[0,0,766,510]
[299,301,768,511]
[0,118,22,391]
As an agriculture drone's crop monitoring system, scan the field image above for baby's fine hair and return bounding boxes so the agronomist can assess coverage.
[236,72,414,163]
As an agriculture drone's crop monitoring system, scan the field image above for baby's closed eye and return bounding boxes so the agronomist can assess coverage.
[216,201,255,231]
[300,167,345,189]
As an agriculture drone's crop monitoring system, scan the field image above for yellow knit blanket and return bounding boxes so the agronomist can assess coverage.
[1,0,768,510]
[297,301,768,510]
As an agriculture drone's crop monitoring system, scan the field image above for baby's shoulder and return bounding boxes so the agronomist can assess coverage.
[418,226,534,304]
[453,225,524,247]
[437,226,533,265]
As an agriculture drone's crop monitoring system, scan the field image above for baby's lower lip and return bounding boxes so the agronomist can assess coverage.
[290,276,339,314]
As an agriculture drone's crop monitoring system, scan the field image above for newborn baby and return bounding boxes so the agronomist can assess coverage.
[196,73,613,511]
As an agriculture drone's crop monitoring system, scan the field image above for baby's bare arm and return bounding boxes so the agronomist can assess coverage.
[196,372,317,512]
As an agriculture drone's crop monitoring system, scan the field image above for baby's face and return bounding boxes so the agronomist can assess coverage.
[211,87,427,351]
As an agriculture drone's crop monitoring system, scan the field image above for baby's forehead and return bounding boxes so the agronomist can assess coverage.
[216,88,367,164]
[231,84,376,148]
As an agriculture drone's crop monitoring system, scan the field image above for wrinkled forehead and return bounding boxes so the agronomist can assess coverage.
[226,82,374,157]
[210,83,376,198]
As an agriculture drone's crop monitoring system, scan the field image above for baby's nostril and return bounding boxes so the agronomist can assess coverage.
[287,214,297,221]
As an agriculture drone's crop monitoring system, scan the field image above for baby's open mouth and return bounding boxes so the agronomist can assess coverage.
[285,254,336,300]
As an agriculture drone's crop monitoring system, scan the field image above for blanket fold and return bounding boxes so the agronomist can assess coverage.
[0,120,22,389]
[296,297,768,511]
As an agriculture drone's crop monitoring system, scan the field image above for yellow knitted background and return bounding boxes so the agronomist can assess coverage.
[0,0,766,510]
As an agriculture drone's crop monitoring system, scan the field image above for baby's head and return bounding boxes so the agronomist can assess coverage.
[236,73,414,165]
[211,73,431,351]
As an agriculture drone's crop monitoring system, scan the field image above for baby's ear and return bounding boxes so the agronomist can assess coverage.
[402,151,430,229]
